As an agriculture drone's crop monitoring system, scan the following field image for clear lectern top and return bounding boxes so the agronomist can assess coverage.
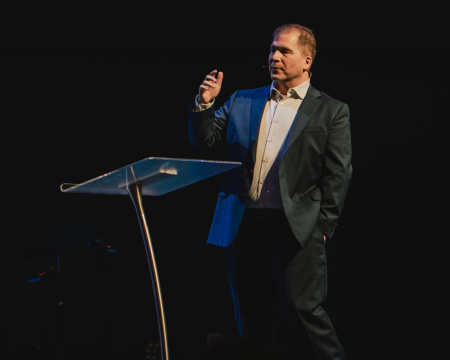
[60,157,241,196]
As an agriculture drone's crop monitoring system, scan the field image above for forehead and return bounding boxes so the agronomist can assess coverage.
[271,30,300,49]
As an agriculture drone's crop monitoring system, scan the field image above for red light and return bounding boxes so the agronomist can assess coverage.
[106,245,111,248]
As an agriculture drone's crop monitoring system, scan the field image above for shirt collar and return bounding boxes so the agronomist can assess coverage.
[270,78,310,101]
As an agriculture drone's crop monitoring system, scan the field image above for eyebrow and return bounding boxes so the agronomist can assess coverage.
[270,45,291,52]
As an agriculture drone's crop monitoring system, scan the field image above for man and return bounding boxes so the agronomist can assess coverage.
[188,24,352,360]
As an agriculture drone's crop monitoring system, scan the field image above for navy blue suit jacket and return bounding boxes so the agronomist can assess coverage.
[188,83,352,248]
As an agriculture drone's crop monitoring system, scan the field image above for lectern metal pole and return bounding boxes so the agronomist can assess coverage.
[126,182,168,360]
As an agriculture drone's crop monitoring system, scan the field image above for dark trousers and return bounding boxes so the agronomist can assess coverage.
[224,210,345,360]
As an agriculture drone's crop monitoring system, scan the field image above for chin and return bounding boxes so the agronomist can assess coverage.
[272,76,285,82]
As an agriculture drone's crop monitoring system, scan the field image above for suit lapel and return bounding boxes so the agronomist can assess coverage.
[250,86,271,163]
[280,85,322,159]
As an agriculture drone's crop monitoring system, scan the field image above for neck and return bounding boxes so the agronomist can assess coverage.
[274,73,310,95]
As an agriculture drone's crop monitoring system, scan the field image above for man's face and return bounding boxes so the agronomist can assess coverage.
[268,30,309,84]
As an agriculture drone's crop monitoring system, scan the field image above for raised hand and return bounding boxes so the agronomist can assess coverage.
[198,70,223,105]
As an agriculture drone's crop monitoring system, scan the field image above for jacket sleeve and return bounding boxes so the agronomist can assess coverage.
[316,103,353,240]
[188,91,238,151]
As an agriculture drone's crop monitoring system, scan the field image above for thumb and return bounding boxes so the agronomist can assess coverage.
[217,71,224,87]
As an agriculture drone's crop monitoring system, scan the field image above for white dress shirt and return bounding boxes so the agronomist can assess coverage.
[194,79,310,209]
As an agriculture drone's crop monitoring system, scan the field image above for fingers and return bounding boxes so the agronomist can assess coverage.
[200,79,217,90]
[200,73,219,92]
[203,71,222,87]
[216,71,223,86]
[205,75,218,83]
[199,84,211,92]
[199,70,222,99]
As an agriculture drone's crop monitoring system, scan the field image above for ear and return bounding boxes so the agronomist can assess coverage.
[304,55,313,71]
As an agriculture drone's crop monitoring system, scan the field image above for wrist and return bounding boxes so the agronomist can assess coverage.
[198,95,213,106]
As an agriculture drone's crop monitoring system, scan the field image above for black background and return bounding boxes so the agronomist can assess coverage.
[3,4,444,360]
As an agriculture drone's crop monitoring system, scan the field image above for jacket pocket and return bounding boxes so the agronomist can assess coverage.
[307,190,321,201]
[301,126,327,134]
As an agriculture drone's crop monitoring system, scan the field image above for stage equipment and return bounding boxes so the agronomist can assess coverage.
[60,157,241,360]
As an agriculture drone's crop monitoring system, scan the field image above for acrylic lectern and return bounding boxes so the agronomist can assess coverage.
[60,157,241,360]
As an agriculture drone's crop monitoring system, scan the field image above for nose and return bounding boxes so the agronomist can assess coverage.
[271,50,281,63]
